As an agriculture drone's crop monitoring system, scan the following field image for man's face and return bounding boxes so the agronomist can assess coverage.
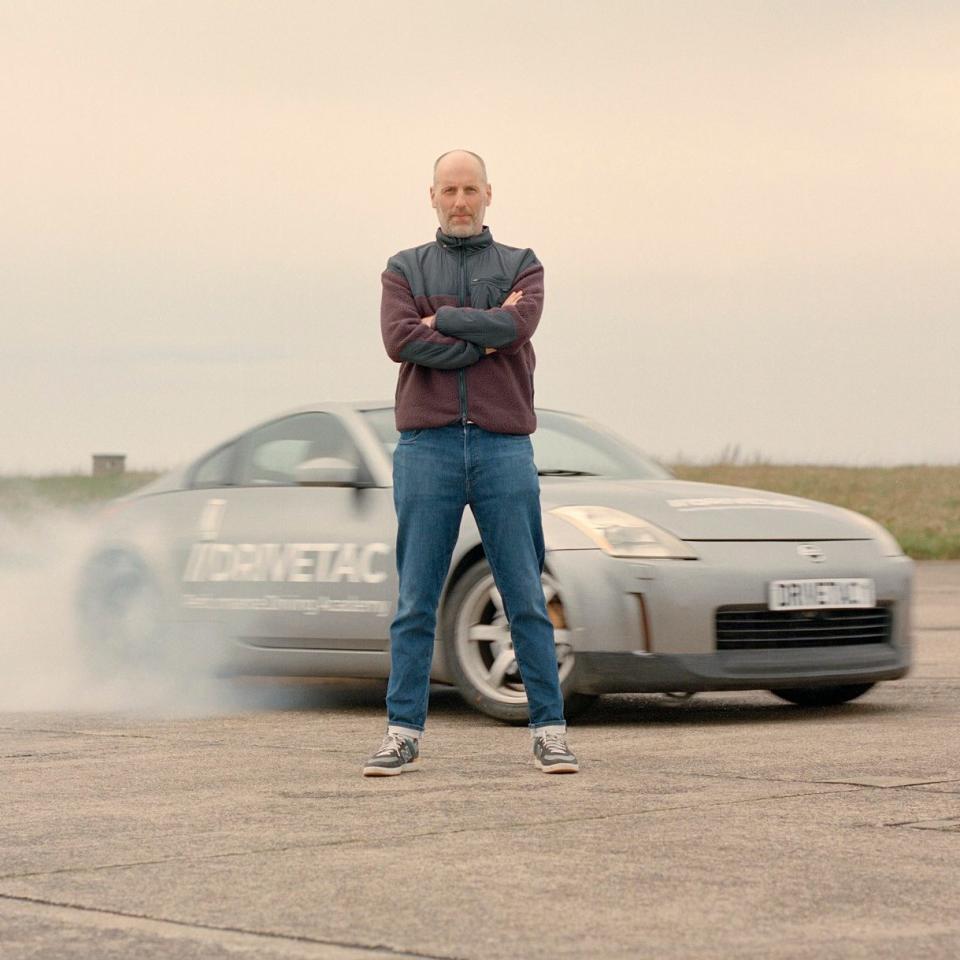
[430,154,491,237]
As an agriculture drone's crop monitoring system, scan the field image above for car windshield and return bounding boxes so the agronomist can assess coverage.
[360,408,672,480]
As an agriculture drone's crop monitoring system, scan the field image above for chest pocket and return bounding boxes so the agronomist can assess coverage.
[469,275,512,310]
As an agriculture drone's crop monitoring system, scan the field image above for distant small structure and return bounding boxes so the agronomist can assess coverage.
[92,453,126,477]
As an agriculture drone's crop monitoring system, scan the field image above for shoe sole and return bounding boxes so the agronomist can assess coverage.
[535,760,579,774]
[362,760,421,777]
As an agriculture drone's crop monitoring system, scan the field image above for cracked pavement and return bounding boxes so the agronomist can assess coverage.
[2,563,959,958]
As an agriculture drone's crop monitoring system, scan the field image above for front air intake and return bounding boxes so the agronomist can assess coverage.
[715,604,893,650]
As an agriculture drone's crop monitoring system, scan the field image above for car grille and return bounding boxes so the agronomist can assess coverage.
[715,605,893,650]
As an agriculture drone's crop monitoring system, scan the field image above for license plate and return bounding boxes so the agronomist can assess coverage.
[768,578,876,611]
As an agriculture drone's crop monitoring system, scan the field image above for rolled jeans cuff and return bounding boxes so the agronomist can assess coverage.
[388,724,423,739]
[530,723,566,738]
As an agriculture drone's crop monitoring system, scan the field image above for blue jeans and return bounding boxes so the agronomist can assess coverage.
[386,424,566,732]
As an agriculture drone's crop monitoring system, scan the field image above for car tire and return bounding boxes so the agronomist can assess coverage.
[76,550,166,674]
[769,683,876,707]
[441,559,597,724]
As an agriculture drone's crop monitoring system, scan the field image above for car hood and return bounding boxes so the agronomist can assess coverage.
[540,478,873,541]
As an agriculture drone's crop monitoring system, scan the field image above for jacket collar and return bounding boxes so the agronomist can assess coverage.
[435,225,494,252]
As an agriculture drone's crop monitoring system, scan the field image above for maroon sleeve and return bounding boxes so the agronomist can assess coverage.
[380,270,483,369]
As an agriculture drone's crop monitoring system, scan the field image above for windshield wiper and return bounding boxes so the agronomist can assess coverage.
[537,469,596,477]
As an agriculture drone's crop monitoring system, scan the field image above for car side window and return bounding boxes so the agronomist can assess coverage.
[237,413,362,486]
[191,442,237,489]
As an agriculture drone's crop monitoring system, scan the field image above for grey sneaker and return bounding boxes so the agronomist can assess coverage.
[362,731,420,777]
[533,730,579,774]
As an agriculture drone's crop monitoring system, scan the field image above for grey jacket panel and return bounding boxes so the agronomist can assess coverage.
[385,231,539,304]
[398,337,484,369]
[434,306,517,349]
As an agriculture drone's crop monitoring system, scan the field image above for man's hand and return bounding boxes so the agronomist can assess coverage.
[484,291,522,353]
[419,314,436,328]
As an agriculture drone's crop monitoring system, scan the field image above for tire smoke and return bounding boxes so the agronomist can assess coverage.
[0,504,235,714]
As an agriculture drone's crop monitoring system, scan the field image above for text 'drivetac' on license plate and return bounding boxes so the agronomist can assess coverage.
[767,578,876,611]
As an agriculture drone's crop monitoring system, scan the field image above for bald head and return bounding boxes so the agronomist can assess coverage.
[430,149,492,238]
[433,149,487,185]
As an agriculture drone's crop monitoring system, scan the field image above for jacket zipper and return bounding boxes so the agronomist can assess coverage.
[457,247,468,425]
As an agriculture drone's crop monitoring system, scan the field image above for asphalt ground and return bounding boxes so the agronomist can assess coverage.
[2,562,958,959]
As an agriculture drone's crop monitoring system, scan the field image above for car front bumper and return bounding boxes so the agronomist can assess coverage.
[546,541,913,694]
[573,644,910,694]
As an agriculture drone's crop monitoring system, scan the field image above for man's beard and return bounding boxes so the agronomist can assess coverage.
[444,215,481,237]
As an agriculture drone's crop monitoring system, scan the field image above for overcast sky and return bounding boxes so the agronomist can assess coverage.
[2,0,958,473]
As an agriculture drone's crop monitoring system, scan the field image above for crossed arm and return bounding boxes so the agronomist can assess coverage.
[420,290,524,356]
[380,263,544,370]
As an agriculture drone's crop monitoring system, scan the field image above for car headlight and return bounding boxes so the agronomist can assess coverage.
[549,506,698,559]
[835,508,904,557]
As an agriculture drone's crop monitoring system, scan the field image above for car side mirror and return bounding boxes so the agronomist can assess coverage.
[294,457,360,487]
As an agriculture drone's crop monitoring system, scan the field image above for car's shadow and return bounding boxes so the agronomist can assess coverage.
[568,692,903,727]
[223,678,906,726]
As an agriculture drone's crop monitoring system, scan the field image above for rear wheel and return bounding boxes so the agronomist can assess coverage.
[76,551,165,673]
[442,559,597,724]
[769,683,875,707]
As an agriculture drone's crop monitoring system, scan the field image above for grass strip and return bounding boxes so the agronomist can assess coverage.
[672,464,960,560]
[2,466,958,560]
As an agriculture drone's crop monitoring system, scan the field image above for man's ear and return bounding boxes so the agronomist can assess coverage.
[485,183,492,206]
[429,185,438,209]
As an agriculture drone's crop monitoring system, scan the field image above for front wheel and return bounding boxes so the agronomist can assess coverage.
[769,683,876,707]
[441,560,597,724]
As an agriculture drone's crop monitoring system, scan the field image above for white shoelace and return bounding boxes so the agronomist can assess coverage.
[539,732,569,755]
[374,732,409,758]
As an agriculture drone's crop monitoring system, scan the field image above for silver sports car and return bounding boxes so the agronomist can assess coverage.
[78,402,913,721]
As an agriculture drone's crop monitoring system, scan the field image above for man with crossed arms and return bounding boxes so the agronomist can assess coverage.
[363,149,578,777]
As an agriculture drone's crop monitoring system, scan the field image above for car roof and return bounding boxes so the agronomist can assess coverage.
[276,400,586,418]
[132,403,645,498]
[173,401,591,484]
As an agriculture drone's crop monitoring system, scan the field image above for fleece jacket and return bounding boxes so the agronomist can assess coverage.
[380,226,543,435]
